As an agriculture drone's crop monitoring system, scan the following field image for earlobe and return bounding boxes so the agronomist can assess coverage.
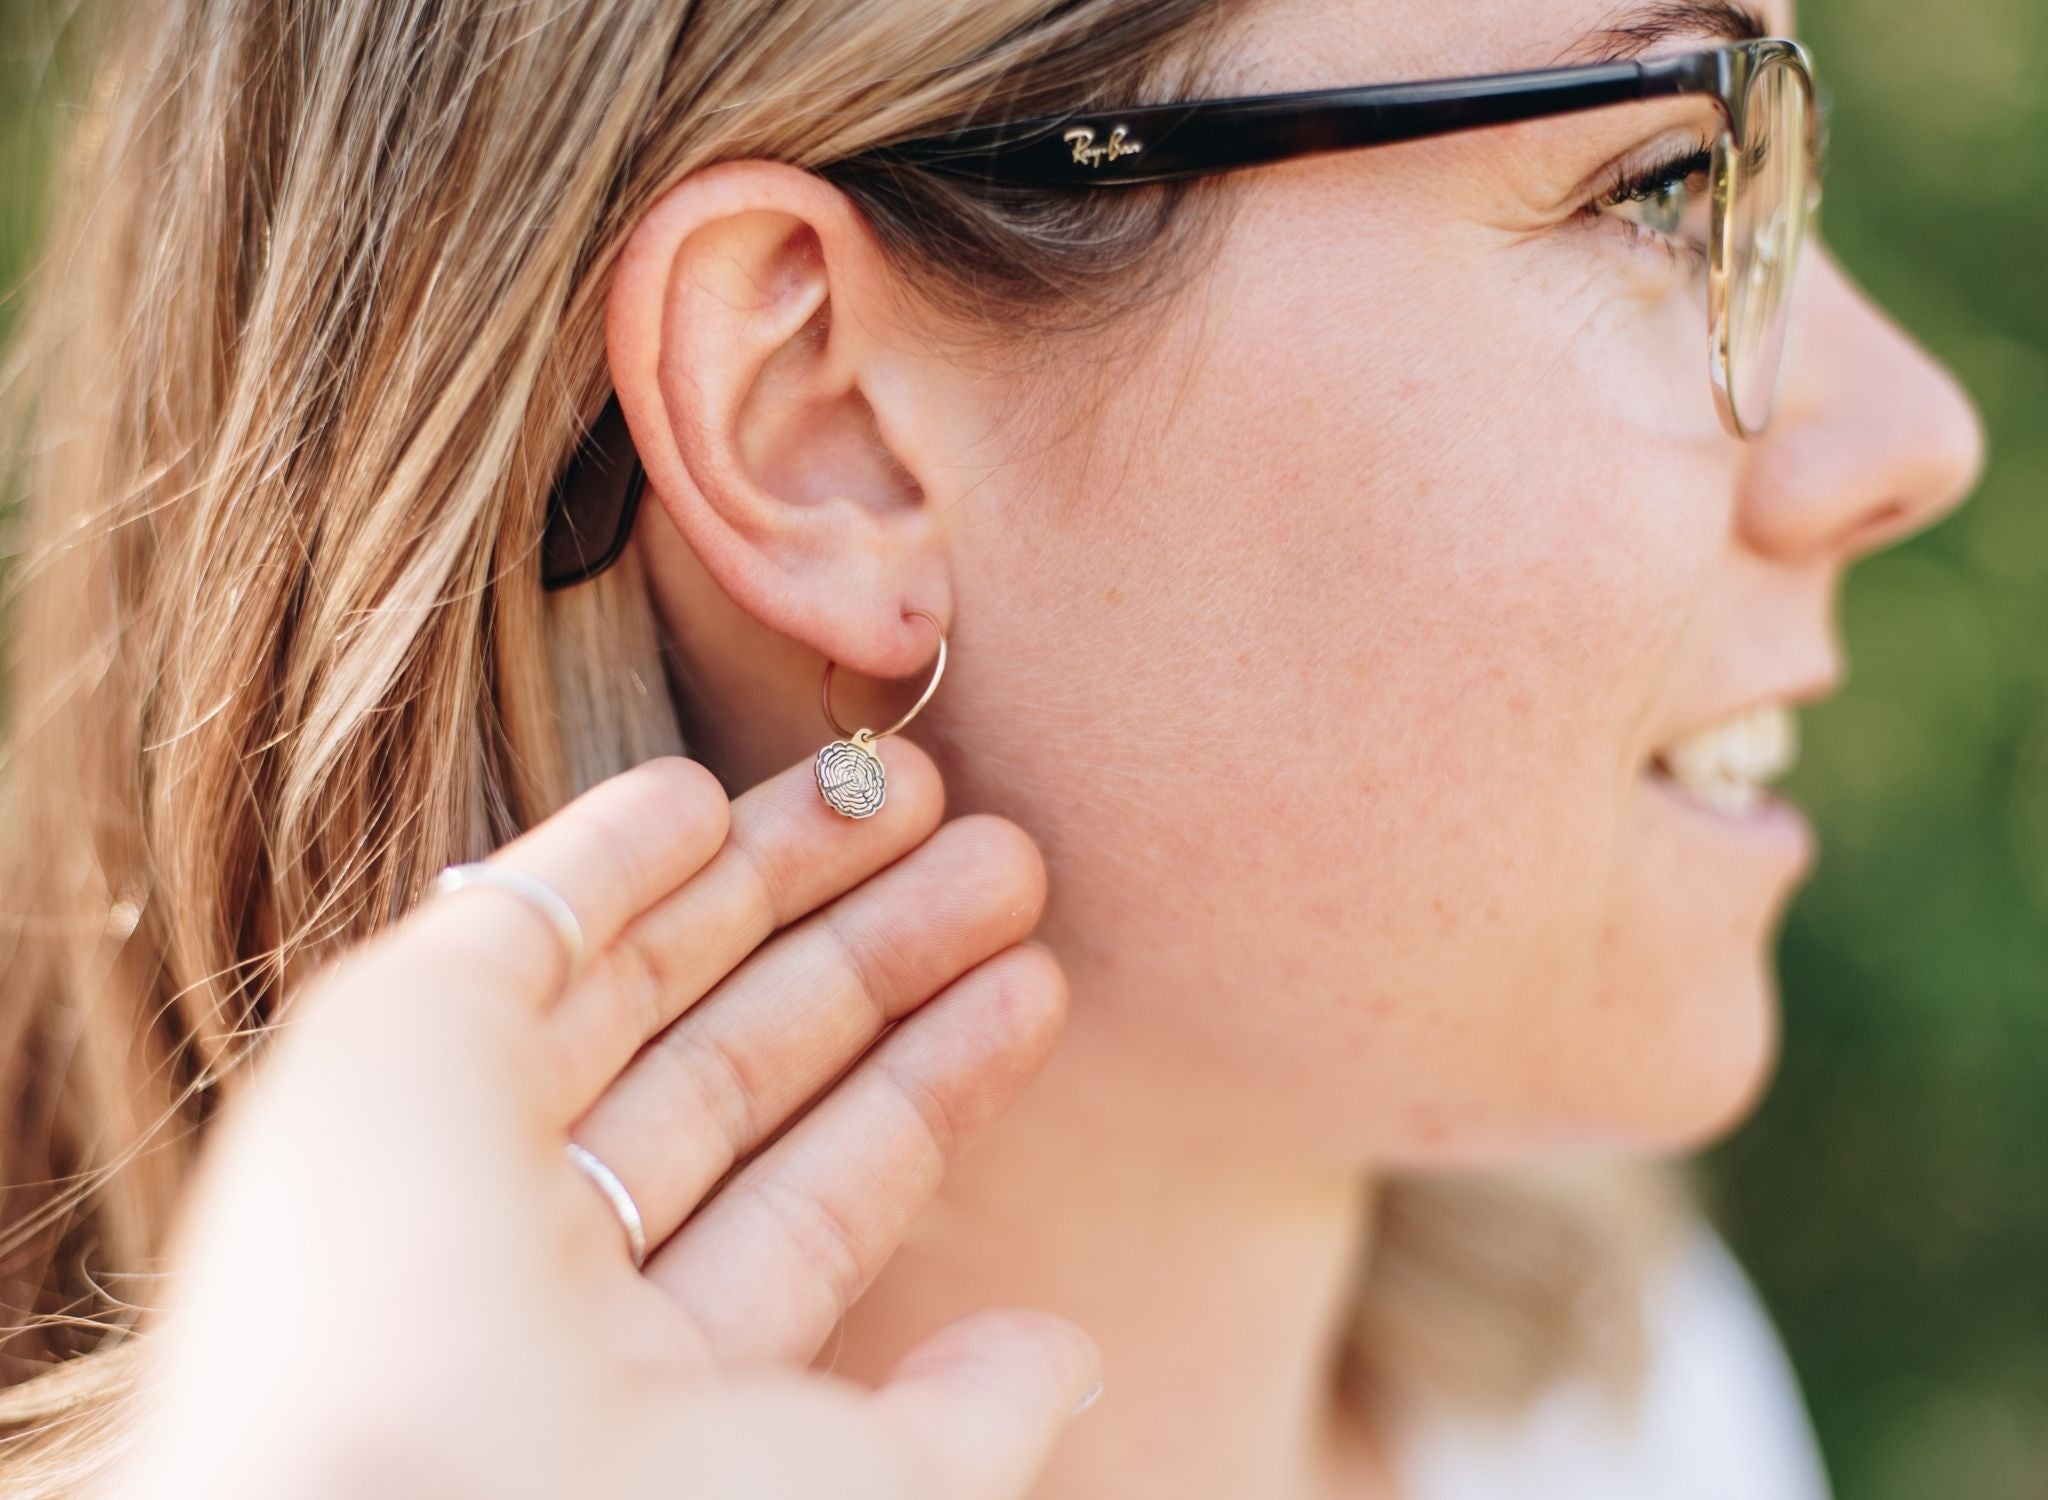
[605,160,951,678]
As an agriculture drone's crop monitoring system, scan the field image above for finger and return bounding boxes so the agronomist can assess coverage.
[571,813,1044,1248]
[642,940,1068,1365]
[406,756,730,1009]
[541,735,945,1119]
[870,1308,1103,1500]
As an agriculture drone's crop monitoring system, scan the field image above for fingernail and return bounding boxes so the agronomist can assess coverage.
[1069,1379,1104,1417]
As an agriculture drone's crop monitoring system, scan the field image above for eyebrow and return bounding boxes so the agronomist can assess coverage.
[1563,0,1770,64]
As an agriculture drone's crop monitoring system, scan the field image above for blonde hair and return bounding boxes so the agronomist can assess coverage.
[0,0,1685,1489]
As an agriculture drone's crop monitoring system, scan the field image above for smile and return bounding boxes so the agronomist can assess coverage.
[1648,701,1800,818]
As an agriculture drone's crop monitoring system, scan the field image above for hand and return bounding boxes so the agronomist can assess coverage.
[98,742,1099,1500]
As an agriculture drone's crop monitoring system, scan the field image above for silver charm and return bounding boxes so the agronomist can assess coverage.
[815,730,887,818]
[815,609,946,819]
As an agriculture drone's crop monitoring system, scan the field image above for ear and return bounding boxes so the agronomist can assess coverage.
[606,160,951,678]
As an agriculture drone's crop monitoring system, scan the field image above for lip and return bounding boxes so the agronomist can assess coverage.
[1641,761,1817,874]
[1648,670,1842,761]
[1636,663,1837,879]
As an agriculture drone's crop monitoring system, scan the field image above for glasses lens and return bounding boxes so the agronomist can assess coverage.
[1726,58,1812,432]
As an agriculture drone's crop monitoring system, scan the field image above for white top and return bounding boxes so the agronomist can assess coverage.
[1392,1224,1834,1500]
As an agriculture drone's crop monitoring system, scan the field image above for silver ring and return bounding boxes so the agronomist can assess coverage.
[432,862,586,981]
[566,1143,648,1268]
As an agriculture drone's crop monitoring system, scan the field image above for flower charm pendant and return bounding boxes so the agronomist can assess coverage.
[815,729,887,818]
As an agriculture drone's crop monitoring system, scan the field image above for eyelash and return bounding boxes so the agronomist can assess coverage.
[1580,135,1715,272]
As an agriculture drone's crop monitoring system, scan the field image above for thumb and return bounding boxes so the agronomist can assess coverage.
[866,1307,1103,1500]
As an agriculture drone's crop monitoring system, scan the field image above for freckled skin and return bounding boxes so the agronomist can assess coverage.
[632,0,1986,1173]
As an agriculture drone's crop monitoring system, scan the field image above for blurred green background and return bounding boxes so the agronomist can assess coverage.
[1697,3,2048,1497]
[3,2,2043,1496]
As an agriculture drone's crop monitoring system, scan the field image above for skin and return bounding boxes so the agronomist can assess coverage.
[604,0,1983,1494]
[110,0,1984,1496]
[105,750,1107,1500]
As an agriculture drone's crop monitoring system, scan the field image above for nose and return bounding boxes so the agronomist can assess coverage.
[1736,241,1987,564]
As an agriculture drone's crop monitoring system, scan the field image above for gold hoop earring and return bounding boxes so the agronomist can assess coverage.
[815,609,947,819]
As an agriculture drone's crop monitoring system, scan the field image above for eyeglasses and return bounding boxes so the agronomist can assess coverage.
[889,37,1825,443]
[543,38,1824,590]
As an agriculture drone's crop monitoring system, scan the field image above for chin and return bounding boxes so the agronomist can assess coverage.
[1587,785,1809,1154]
[1626,954,1786,1155]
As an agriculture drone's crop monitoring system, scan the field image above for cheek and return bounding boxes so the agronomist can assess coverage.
[954,192,1762,1160]
[1190,208,1705,928]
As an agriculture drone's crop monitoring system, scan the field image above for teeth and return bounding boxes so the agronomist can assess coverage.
[1653,702,1799,816]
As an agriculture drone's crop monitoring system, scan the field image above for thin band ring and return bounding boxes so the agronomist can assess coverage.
[431,862,586,983]
[820,608,948,741]
[566,1143,649,1268]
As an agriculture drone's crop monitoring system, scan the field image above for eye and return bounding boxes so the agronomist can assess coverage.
[1581,136,1715,270]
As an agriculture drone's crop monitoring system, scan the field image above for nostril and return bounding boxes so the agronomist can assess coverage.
[1843,498,1914,557]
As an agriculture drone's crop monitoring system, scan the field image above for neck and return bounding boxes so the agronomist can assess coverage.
[823,994,1393,1500]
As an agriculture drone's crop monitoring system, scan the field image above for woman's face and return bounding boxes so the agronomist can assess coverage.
[632,0,1984,1168]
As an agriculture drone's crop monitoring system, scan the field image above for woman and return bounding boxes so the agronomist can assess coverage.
[0,0,1984,1494]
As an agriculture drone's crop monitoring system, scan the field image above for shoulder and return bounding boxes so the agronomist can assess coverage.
[1389,1219,1833,1500]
